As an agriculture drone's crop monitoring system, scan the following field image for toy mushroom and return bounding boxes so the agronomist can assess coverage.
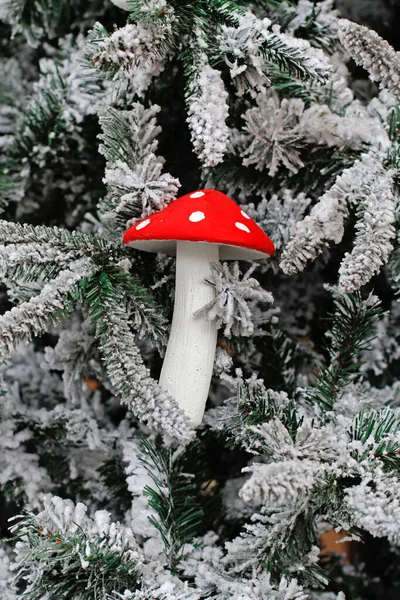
[123,189,275,426]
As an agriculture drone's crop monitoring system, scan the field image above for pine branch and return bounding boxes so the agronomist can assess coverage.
[167,0,243,37]
[0,63,69,214]
[9,503,141,599]
[338,19,400,95]
[256,325,302,396]
[0,221,168,368]
[115,269,168,350]
[98,455,133,519]
[207,0,244,25]
[98,105,161,167]
[0,220,128,264]
[267,64,318,106]
[0,165,13,215]
[308,291,384,411]
[261,33,329,83]
[98,105,179,232]
[0,243,73,285]
[290,5,338,54]
[87,19,173,78]
[212,374,301,452]
[388,104,400,142]
[338,173,396,292]
[0,259,93,361]
[85,270,194,444]
[124,0,174,23]
[350,408,400,471]
[390,245,400,293]
[185,58,230,166]
[139,438,203,571]
[280,153,385,276]
[9,66,69,162]
[2,0,81,45]
[224,503,327,588]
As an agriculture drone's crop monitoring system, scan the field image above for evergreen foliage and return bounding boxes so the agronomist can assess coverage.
[308,291,384,410]
[9,498,142,599]
[139,438,203,570]
[2,0,400,598]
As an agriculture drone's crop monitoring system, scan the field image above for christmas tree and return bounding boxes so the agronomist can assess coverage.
[1,0,400,598]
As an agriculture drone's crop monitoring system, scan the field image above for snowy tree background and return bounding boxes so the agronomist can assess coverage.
[1,0,400,598]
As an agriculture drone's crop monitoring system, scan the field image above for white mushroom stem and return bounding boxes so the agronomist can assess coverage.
[109,0,130,10]
[159,241,219,426]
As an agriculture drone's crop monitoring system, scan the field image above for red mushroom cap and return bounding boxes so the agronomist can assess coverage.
[123,189,275,260]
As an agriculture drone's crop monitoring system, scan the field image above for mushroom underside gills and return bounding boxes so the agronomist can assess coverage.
[159,240,219,426]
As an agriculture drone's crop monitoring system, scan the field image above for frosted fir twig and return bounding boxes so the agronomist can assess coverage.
[115,586,200,600]
[0,259,94,361]
[338,175,396,291]
[87,20,172,78]
[186,59,230,167]
[86,273,194,444]
[43,324,100,405]
[248,418,338,463]
[307,291,383,411]
[266,29,332,82]
[0,243,75,284]
[213,346,234,376]
[0,427,53,509]
[194,262,273,338]
[39,36,107,125]
[285,0,339,44]
[280,153,385,275]
[223,505,327,587]
[0,220,127,261]
[122,440,164,549]
[10,495,143,598]
[98,104,161,167]
[103,156,180,227]
[219,13,273,96]
[135,439,203,568]
[241,93,385,181]
[207,382,294,453]
[338,19,400,96]
[98,105,180,231]
[241,94,305,176]
[243,191,312,251]
[240,459,325,507]
[0,545,17,600]
[344,472,400,544]
[219,11,331,98]
[299,101,388,151]
[117,54,168,99]
[349,407,400,466]
[181,539,308,600]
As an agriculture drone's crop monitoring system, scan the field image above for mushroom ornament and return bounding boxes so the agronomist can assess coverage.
[123,189,275,426]
[109,0,130,10]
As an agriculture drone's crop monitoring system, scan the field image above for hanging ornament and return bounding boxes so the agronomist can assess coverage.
[123,189,275,426]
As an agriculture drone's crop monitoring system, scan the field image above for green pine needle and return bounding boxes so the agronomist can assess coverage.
[10,68,68,161]
[350,408,400,471]
[139,438,203,571]
[9,513,141,599]
[0,220,128,265]
[4,0,81,43]
[308,291,384,411]
[261,34,327,83]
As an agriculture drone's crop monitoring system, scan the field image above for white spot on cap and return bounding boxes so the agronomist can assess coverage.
[189,211,205,222]
[136,219,151,230]
[241,210,251,220]
[190,191,205,198]
[235,221,250,233]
